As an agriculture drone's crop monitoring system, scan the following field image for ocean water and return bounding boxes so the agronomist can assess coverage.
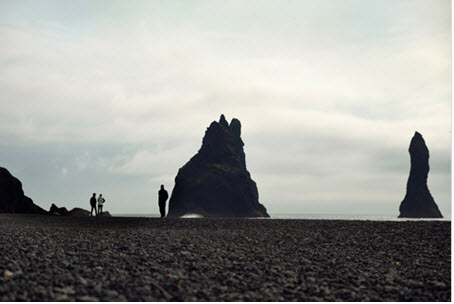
[114,213,451,221]
[269,214,451,221]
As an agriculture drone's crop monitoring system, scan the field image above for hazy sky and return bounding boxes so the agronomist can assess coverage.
[0,0,451,216]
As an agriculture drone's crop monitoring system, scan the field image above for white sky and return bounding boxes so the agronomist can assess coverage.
[0,0,451,215]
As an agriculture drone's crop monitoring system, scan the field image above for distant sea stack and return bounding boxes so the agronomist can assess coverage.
[398,132,442,218]
[0,167,47,214]
[168,115,269,218]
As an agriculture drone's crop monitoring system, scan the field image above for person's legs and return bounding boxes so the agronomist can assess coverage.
[99,205,103,216]
[159,202,165,218]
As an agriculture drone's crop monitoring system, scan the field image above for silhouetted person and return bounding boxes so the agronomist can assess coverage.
[158,185,168,218]
[98,194,105,216]
[90,193,97,216]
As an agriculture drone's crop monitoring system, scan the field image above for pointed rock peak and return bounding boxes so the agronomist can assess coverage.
[219,114,228,128]
[410,131,428,156]
[229,118,241,139]
[414,131,422,138]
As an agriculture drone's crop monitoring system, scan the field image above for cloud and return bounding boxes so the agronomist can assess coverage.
[61,167,68,176]
[0,5,449,144]
[109,143,198,177]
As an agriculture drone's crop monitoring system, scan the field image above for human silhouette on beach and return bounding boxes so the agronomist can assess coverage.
[97,194,105,216]
[158,185,169,218]
[90,193,97,216]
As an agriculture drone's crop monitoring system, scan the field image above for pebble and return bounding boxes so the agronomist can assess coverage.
[55,294,69,301]
[105,290,118,297]
[434,282,447,288]
[54,286,76,295]
[77,276,88,285]
[77,295,99,301]
[3,270,13,278]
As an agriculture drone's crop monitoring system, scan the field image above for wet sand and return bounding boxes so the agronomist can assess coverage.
[0,214,450,301]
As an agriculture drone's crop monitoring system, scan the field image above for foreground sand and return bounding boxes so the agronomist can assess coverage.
[0,214,450,301]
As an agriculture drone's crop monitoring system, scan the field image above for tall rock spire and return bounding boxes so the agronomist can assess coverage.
[398,131,443,218]
[168,115,269,218]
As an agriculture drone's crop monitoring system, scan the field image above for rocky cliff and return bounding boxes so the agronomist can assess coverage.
[168,115,269,218]
[0,167,47,214]
[398,132,443,218]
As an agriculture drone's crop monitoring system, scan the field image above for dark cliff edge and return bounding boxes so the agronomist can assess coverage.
[168,115,269,218]
[0,167,47,214]
[398,132,443,218]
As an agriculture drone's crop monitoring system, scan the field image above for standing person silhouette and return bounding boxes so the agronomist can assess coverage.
[90,193,97,216]
[98,194,105,216]
[158,185,168,218]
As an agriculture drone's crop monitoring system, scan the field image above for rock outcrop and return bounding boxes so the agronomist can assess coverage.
[168,115,269,218]
[49,204,111,217]
[50,203,69,216]
[0,167,47,214]
[399,132,443,218]
[68,208,91,217]
[98,211,112,217]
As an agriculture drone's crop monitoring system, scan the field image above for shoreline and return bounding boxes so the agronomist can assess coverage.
[115,213,451,221]
[0,214,450,301]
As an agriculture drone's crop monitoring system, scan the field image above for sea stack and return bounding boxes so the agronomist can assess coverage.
[398,132,442,218]
[0,167,47,214]
[168,115,269,218]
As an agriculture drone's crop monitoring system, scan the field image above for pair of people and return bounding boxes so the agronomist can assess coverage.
[90,193,106,216]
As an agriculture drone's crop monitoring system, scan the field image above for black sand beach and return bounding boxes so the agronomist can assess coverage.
[0,215,450,301]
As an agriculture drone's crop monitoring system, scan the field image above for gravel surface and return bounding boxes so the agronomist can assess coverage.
[0,214,450,301]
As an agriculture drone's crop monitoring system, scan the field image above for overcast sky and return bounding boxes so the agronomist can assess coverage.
[0,0,451,216]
